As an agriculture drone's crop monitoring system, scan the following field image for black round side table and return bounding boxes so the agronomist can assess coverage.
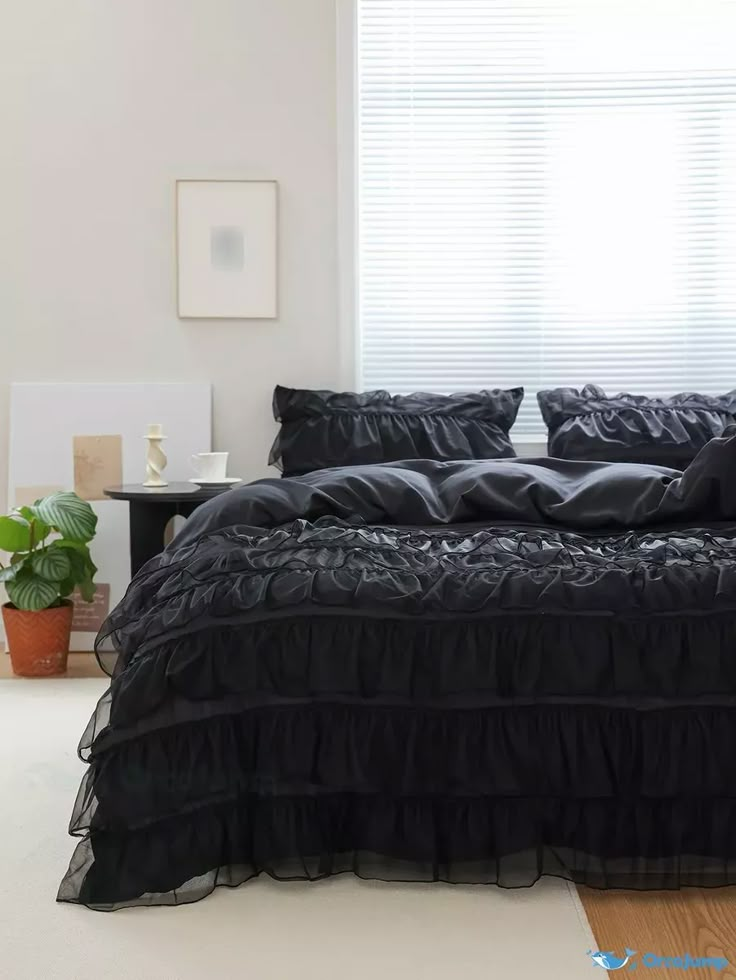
[104,483,233,577]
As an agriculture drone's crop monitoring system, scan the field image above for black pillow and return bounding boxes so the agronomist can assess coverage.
[537,384,736,467]
[269,386,524,476]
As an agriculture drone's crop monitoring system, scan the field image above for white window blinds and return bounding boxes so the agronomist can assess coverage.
[357,0,736,436]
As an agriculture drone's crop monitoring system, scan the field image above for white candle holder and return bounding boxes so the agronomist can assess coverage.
[143,423,168,487]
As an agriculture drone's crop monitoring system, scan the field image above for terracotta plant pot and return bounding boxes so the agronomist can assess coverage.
[2,601,73,677]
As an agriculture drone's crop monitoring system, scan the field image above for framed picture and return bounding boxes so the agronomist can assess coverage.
[176,179,278,319]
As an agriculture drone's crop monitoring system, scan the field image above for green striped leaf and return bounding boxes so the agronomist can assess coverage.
[0,515,31,553]
[6,573,60,611]
[33,493,97,543]
[31,547,72,582]
[57,542,97,581]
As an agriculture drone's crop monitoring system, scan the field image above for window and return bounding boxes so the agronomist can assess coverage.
[356,0,736,435]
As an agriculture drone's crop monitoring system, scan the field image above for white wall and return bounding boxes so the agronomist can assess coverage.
[0,0,340,509]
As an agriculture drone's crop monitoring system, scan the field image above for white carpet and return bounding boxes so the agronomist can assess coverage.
[0,679,597,980]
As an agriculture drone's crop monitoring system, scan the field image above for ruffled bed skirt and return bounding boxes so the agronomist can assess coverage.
[58,681,736,909]
[58,792,736,910]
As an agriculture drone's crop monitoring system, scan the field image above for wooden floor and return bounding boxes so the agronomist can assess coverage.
[3,649,736,975]
[579,886,736,978]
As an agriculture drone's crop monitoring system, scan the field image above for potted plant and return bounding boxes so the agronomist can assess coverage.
[0,491,98,677]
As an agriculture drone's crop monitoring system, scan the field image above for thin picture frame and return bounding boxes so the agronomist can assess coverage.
[176,179,279,319]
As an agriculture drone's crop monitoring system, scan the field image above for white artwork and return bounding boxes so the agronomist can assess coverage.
[7,382,212,651]
[177,179,278,319]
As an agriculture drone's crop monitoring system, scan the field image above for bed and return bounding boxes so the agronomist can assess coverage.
[58,428,736,909]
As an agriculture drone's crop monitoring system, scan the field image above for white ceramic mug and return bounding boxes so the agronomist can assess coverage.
[191,452,229,481]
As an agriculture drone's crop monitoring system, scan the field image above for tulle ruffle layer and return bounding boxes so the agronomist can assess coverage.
[75,702,736,828]
[59,792,736,910]
[104,613,736,731]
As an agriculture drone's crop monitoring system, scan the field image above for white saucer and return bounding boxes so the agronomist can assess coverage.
[188,477,242,488]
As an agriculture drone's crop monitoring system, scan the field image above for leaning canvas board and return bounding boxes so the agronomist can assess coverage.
[6,382,212,651]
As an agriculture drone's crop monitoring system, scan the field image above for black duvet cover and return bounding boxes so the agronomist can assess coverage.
[58,430,736,909]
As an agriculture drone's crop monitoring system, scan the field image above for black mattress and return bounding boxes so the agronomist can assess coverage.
[58,430,736,909]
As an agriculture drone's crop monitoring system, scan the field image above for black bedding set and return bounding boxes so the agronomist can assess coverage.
[58,426,736,909]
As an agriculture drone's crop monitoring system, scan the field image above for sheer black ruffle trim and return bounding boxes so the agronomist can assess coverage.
[58,794,736,910]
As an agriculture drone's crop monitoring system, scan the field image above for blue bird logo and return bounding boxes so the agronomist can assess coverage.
[588,949,637,971]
